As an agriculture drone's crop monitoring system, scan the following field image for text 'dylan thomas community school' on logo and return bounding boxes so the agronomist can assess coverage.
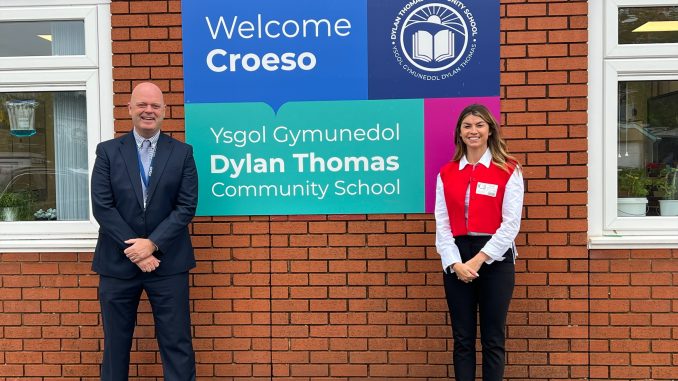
[392,0,477,81]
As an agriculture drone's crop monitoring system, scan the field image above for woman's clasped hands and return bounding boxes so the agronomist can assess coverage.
[451,252,488,283]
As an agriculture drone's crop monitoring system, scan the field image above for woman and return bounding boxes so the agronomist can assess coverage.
[435,104,524,381]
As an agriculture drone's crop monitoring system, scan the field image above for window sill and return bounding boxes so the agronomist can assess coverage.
[589,235,678,249]
[0,235,97,252]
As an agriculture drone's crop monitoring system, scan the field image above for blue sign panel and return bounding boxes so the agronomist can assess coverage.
[182,0,368,110]
[367,0,500,99]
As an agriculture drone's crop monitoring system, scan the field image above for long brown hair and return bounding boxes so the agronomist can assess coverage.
[452,104,519,172]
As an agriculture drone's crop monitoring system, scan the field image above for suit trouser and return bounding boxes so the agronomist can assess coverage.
[443,235,515,381]
[98,271,195,381]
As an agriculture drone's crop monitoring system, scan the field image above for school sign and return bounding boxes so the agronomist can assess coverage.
[182,0,499,215]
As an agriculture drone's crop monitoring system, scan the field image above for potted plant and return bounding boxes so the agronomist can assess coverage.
[617,167,653,217]
[0,191,22,221]
[657,166,678,216]
[34,208,57,221]
[0,191,31,221]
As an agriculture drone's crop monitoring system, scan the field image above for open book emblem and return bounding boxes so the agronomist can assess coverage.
[392,2,476,76]
[412,30,454,63]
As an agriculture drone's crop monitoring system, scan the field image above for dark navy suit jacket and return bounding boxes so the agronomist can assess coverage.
[91,132,198,279]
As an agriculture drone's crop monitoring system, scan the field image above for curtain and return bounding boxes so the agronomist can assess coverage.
[52,22,88,220]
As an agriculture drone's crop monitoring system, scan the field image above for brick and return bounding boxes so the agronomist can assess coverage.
[548,219,587,232]
[150,41,183,52]
[611,366,652,379]
[112,15,148,27]
[329,260,366,273]
[507,112,547,125]
[549,138,587,151]
[501,46,528,59]
[527,98,567,111]
[549,84,587,97]
[0,364,24,376]
[366,234,405,246]
[506,31,547,44]
[290,364,328,377]
[549,30,587,43]
[130,27,169,40]
[129,1,168,13]
[149,14,182,26]
[507,58,547,72]
[21,263,59,275]
[548,111,588,125]
[131,54,170,67]
[370,364,408,377]
[113,67,150,80]
[501,17,526,31]
[570,42,589,56]
[502,101,527,115]
[548,57,588,70]
[550,353,588,365]
[528,17,568,30]
[331,363,368,376]
[506,85,546,99]
[549,3,588,16]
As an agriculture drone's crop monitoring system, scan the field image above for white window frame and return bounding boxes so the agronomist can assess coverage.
[589,0,678,248]
[0,0,112,252]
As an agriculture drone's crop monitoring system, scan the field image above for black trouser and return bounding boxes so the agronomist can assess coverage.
[98,271,195,381]
[443,235,515,381]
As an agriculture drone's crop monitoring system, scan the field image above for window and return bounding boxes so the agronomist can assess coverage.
[617,80,678,218]
[618,6,678,45]
[0,1,112,252]
[1,91,88,222]
[590,0,678,248]
[0,20,85,57]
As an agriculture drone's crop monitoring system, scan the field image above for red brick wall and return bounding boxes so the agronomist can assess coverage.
[589,249,678,381]
[2,0,676,380]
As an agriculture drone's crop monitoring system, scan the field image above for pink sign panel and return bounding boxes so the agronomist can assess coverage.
[424,97,501,212]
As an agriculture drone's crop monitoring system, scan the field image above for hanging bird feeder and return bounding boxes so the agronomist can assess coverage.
[4,100,39,137]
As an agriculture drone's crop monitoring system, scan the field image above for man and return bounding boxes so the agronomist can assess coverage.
[91,82,198,380]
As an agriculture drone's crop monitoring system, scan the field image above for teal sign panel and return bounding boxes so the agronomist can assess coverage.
[186,100,424,215]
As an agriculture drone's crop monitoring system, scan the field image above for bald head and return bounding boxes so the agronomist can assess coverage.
[128,82,165,138]
[131,82,163,102]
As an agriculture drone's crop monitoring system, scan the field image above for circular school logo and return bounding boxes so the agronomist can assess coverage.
[391,0,478,80]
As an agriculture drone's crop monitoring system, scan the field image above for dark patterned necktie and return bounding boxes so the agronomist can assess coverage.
[140,140,151,177]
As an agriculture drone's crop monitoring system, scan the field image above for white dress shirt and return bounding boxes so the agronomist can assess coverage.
[435,149,524,271]
[132,129,160,155]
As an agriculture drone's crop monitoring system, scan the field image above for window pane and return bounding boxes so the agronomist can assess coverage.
[618,7,678,45]
[0,20,85,57]
[617,80,678,217]
[0,91,88,222]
